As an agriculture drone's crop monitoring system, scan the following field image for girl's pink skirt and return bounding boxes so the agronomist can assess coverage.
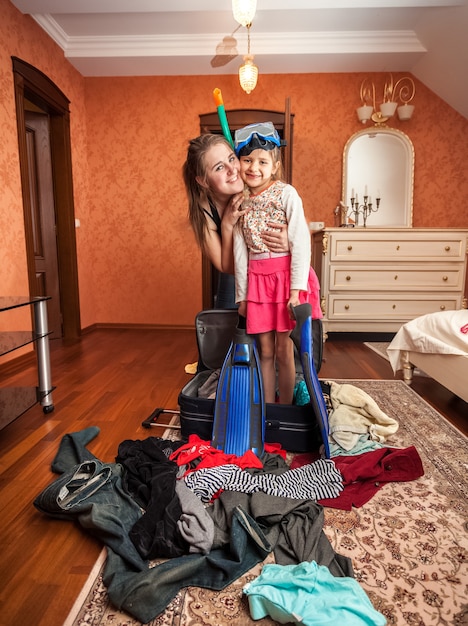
[246,255,323,335]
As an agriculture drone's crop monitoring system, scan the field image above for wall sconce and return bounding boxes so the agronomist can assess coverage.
[239,23,258,95]
[357,75,416,125]
[232,0,257,27]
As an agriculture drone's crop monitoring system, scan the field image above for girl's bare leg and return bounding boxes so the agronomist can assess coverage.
[257,331,276,404]
[275,331,296,404]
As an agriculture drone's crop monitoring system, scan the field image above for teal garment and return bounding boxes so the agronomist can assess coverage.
[293,380,310,406]
[244,561,386,626]
[329,434,386,458]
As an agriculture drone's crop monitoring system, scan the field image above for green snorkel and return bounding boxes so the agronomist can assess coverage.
[213,88,234,148]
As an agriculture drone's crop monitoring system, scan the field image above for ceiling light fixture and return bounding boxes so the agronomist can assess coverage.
[232,0,257,27]
[357,75,416,125]
[239,23,258,95]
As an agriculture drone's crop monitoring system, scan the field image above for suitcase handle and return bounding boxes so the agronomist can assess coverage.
[142,407,181,430]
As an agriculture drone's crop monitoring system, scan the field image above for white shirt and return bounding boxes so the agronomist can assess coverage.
[233,181,311,303]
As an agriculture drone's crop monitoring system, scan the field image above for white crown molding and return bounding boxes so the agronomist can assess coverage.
[32,14,69,49]
[33,15,425,60]
[248,31,426,55]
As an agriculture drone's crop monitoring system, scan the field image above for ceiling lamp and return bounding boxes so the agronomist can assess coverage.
[239,23,258,94]
[232,0,257,27]
[357,75,416,125]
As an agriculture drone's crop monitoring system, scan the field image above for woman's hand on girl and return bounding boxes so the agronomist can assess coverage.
[222,191,246,228]
[261,222,289,253]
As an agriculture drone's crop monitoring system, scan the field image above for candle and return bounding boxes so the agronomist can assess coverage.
[351,188,355,198]
[364,185,368,196]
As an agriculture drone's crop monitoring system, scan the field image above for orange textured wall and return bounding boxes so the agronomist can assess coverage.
[0,0,88,333]
[1,0,467,333]
[84,73,468,326]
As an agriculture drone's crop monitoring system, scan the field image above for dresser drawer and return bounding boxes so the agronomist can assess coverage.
[329,265,464,291]
[330,233,466,262]
[327,295,460,320]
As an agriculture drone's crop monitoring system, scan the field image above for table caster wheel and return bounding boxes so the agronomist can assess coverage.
[43,405,55,414]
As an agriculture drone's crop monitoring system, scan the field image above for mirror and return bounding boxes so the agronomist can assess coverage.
[342,127,414,227]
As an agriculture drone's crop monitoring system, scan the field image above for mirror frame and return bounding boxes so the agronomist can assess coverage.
[342,127,414,228]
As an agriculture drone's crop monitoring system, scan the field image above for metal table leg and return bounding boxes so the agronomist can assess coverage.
[33,298,54,413]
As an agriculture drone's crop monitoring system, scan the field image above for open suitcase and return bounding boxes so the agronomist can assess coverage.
[176,309,325,453]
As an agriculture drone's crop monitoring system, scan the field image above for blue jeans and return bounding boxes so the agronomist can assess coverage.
[34,428,147,571]
[35,428,273,622]
[103,505,272,623]
[215,272,237,309]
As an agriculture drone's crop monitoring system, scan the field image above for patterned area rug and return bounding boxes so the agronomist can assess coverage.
[364,341,391,362]
[365,342,430,377]
[66,380,468,626]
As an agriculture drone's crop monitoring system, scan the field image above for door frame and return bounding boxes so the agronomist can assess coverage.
[12,57,81,339]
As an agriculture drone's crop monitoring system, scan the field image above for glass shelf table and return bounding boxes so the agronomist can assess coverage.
[0,296,54,426]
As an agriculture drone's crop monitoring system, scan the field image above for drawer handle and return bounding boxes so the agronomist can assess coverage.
[346,275,351,281]
[347,245,352,251]
[392,304,396,309]
[443,276,448,281]
[440,305,446,310]
[394,275,398,280]
[345,305,350,310]
[396,245,400,251]
[445,246,450,251]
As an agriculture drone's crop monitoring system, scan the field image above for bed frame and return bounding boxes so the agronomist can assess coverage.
[402,351,468,403]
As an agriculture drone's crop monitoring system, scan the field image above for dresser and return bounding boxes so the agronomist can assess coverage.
[311,228,468,334]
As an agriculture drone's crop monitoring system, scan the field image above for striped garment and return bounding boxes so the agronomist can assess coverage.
[184,459,343,503]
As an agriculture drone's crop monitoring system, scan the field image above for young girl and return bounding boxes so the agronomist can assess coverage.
[233,122,322,405]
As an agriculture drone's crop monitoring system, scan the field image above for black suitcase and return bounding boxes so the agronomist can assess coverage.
[177,309,325,453]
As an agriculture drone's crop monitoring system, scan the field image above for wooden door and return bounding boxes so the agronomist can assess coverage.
[13,57,81,340]
[25,110,62,338]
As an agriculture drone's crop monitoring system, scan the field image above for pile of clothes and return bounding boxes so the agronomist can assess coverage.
[34,382,424,624]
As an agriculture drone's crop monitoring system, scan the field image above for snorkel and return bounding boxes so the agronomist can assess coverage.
[213,88,234,149]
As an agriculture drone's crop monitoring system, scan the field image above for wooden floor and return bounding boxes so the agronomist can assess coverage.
[0,328,466,626]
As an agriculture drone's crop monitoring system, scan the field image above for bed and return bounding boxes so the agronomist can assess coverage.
[386,309,468,403]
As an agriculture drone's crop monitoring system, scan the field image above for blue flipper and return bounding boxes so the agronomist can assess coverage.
[290,304,331,458]
[211,324,265,457]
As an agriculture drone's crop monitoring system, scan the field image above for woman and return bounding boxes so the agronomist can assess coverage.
[183,133,288,309]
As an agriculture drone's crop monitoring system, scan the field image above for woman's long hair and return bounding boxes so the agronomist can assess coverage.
[183,133,232,250]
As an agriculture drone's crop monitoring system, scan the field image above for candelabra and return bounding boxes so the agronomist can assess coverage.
[347,192,381,227]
